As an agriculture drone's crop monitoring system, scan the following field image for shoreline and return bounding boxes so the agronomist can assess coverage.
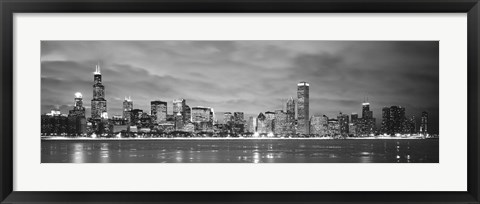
[41,136,434,141]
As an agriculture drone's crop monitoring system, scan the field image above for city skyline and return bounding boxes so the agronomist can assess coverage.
[41,41,439,133]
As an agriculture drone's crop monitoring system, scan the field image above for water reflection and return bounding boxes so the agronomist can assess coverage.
[71,143,85,163]
[175,150,184,162]
[253,152,260,163]
[99,143,110,163]
[41,139,439,163]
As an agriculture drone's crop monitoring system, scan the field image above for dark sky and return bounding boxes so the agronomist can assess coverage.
[41,41,439,133]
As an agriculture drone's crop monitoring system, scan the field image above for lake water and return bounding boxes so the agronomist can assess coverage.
[41,139,439,163]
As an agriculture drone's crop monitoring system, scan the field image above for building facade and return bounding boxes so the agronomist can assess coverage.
[337,112,349,136]
[224,112,233,125]
[174,112,184,130]
[381,107,391,135]
[351,113,358,124]
[68,92,87,135]
[358,102,376,136]
[233,112,245,134]
[247,116,256,133]
[264,111,275,134]
[41,111,69,135]
[191,106,213,132]
[91,65,107,120]
[297,82,310,135]
[420,111,428,135]
[191,106,212,123]
[310,115,328,136]
[285,97,296,135]
[348,123,357,136]
[390,106,406,135]
[131,109,143,126]
[151,100,167,124]
[256,112,268,134]
[184,105,191,123]
[327,119,340,137]
[173,99,191,123]
[274,110,287,135]
[123,97,133,125]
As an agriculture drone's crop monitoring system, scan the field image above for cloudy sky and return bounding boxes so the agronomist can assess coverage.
[41,41,439,133]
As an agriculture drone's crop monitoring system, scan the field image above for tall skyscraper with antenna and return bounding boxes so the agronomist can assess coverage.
[91,64,107,119]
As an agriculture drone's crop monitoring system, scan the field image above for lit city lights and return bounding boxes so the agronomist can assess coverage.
[41,65,435,139]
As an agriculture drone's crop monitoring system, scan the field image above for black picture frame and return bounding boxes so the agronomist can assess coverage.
[1,0,479,203]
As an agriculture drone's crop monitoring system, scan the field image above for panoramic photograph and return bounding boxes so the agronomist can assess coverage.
[40,41,439,163]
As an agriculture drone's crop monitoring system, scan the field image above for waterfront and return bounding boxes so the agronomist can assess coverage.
[41,139,439,163]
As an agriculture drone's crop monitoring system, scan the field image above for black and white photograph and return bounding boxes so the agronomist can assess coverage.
[40,40,439,163]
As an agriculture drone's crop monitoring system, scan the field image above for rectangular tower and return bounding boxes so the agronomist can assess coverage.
[286,97,296,134]
[151,100,167,123]
[420,111,428,135]
[123,97,133,124]
[337,112,349,136]
[381,107,391,135]
[297,82,310,135]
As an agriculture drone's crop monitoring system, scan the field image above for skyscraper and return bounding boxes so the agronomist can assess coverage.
[173,99,185,115]
[123,97,133,124]
[274,110,287,135]
[191,106,214,132]
[327,118,340,137]
[390,106,406,135]
[191,106,211,122]
[381,107,391,135]
[256,112,267,134]
[337,112,349,136]
[68,92,86,135]
[285,97,296,134]
[310,115,328,136]
[362,102,373,119]
[420,111,428,135]
[286,97,295,121]
[351,113,358,124]
[297,82,310,135]
[151,100,167,124]
[348,123,357,137]
[402,116,416,134]
[173,98,190,123]
[247,116,257,133]
[184,105,191,123]
[69,92,85,117]
[91,64,107,119]
[233,112,245,134]
[224,112,233,124]
[264,111,275,134]
[233,112,244,124]
[408,116,417,134]
[174,112,184,130]
[131,109,143,126]
[358,101,375,136]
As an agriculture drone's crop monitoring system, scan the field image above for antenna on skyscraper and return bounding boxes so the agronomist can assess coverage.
[97,62,101,74]
[94,63,101,75]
